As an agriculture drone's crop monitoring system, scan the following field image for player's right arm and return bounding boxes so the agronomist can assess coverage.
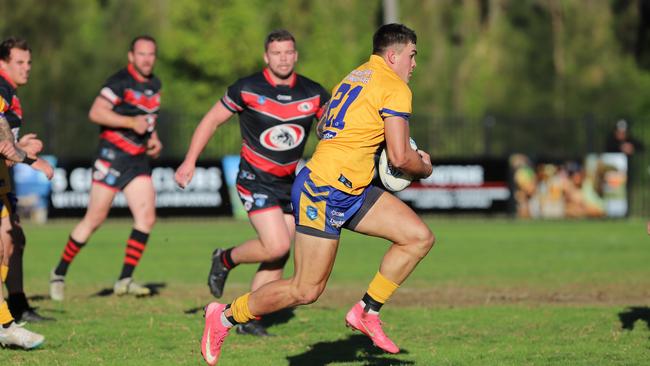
[174,101,234,188]
[384,116,432,178]
[88,97,150,135]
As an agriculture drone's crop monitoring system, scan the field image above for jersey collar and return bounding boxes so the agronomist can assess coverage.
[127,63,148,83]
[368,54,395,75]
[263,67,296,88]
[0,69,17,90]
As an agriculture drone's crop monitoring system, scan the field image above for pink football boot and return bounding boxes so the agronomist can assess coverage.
[201,302,231,365]
[345,302,399,354]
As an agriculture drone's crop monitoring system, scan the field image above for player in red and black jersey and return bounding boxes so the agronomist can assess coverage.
[50,35,163,301]
[0,37,54,328]
[175,29,329,336]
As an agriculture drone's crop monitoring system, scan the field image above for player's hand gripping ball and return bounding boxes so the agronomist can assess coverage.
[378,138,418,192]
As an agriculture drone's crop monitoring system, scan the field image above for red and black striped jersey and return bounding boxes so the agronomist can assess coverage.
[0,69,23,142]
[221,68,330,177]
[97,64,161,155]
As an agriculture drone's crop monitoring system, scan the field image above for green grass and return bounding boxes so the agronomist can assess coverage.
[1,217,649,365]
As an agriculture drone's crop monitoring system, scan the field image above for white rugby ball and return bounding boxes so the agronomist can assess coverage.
[378,138,418,192]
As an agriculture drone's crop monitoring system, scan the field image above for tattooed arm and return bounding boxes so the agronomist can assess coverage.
[0,115,27,162]
[0,115,53,179]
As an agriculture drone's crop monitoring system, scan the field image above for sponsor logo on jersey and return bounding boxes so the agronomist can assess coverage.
[306,206,318,220]
[259,124,305,151]
[258,96,266,105]
[238,170,256,180]
[338,174,353,189]
[277,94,292,101]
[322,130,337,140]
[329,218,345,228]
[100,148,116,160]
[298,101,313,112]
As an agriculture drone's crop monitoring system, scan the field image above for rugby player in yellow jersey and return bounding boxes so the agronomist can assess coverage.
[200,23,434,365]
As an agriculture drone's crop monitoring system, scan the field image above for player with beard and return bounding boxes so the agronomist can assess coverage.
[49,35,163,300]
[175,29,330,336]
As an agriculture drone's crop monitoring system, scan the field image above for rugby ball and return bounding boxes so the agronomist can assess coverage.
[378,138,418,192]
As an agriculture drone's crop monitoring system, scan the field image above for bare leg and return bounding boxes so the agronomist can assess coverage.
[249,213,295,291]
[70,183,118,242]
[243,233,338,317]
[122,176,156,233]
[231,209,292,265]
[353,191,434,284]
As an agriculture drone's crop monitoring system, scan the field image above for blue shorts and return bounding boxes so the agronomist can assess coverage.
[292,167,384,239]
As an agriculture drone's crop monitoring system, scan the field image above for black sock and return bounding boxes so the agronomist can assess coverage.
[55,236,86,276]
[220,248,237,270]
[119,229,149,279]
[7,292,29,317]
[362,293,384,313]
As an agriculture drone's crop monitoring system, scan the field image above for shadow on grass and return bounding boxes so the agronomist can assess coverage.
[286,334,413,366]
[27,294,49,302]
[90,282,166,298]
[618,306,650,330]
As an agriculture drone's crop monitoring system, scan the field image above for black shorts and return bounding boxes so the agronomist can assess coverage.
[0,192,17,218]
[236,159,293,215]
[92,144,151,191]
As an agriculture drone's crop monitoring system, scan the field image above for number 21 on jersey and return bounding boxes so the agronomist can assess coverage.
[320,83,363,139]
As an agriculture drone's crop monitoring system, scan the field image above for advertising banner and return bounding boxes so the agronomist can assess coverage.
[395,159,511,213]
[49,160,231,217]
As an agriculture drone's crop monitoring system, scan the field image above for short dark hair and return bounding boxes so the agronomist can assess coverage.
[372,23,417,55]
[265,29,295,51]
[0,37,31,62]
[130,35,157,52]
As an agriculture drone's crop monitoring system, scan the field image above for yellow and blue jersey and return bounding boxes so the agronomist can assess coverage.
[306,54,412,195]
[292,55,411,238]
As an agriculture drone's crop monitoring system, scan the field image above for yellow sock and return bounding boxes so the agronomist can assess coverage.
[0,301,13,325]
[366,271,399,304]
[231,292,256,324]
[0,265,7,282]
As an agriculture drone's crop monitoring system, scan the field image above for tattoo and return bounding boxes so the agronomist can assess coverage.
[0,116,27,162]
[0,117,14,142]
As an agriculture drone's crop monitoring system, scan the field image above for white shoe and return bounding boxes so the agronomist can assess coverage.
[113,278,151,296]
[0,322,44,349]
[49,270,65,301]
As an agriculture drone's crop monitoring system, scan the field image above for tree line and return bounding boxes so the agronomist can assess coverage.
[1,0,649,158]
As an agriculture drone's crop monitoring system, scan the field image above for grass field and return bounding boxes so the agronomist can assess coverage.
[1,217,649,365]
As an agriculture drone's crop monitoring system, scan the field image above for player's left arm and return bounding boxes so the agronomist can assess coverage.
[384,117,432,178]
[146,131,163,159]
